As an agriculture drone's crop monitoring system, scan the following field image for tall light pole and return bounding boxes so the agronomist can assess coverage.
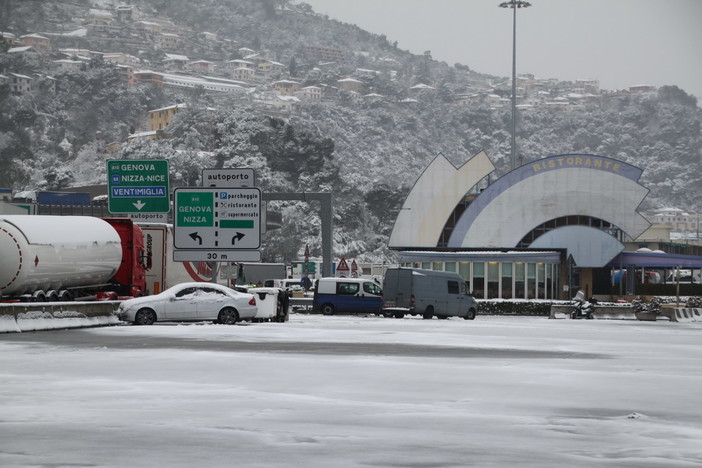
[499,0,531,171]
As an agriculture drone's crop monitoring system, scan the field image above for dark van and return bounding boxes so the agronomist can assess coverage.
[382,268,477,320]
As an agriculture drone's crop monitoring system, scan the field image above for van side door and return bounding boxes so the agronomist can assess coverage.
[446,279,462,316]
[335,281,361,313]
[361,281,383,313]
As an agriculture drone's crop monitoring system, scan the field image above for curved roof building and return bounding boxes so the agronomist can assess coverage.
[389,152,653,299]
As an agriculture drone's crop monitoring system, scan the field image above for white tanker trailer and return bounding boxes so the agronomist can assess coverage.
[0,216,124,300]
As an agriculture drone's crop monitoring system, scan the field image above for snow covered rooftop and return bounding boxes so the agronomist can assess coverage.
[20,33,49,40]
[410,83,435,90]
[164,53,189,61]
[8,46,36,53]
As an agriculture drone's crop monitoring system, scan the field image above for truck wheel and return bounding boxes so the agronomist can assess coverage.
[423,306,434,320]
[321,304,335,315]
[32,290,46,302]
[394,312,404,319]
[134,308,156,325]
[46,290,59,302]
[218,307,240,325]
[464,308,477,320]
[59,290,74,302]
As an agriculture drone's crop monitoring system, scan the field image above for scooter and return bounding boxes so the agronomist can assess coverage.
[571,290,597,319]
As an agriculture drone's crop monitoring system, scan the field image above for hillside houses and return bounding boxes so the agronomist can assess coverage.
[7,72,33,94]
[163,53,189,70]
[149,103,187,131]
[18,34,52,52]
[0,1,659,120]
[7,45,44,63]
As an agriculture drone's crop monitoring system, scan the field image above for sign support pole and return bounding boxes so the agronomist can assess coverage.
[262,192,333,278]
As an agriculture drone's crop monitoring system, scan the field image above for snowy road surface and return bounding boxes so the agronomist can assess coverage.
[1,314,701,467]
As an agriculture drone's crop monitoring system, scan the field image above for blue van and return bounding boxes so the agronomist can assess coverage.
[312,278,383,315]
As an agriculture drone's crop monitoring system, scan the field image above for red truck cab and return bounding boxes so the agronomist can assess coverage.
[103,218,147,298]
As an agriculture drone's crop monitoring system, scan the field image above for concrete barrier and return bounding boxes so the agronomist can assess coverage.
[550,304,636,320]
[0,302,120,333]
[550,304,702,322]
[636,307,702,322]
[668,308,702,323]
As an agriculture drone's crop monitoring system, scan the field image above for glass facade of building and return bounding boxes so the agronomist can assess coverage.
[400,257,560,300]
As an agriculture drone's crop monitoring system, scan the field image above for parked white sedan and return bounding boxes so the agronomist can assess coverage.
[118,282,257,325]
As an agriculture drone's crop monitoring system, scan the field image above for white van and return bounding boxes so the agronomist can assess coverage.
[265,278,304,290]
[382,268,477,320]
[312,277,383,315]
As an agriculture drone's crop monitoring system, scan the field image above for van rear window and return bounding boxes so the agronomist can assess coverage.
[336,282,359,295]
[447,280,459,294]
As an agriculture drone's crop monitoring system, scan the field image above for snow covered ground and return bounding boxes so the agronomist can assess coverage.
[1,314,701,467]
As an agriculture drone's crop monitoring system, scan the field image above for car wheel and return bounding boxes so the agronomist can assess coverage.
[134,308,156,325]
[464,308,477,320]
[321,304,335,315]
[423,306,434,320]
[218,307,240,325]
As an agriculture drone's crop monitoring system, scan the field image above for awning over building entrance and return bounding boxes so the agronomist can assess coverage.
[607,251,702,268]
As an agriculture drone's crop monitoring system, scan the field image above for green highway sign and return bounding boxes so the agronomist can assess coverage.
[107,159,170,213]
[176,190,214,227]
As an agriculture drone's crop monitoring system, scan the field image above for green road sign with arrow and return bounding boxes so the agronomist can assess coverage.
[107,159,170,213]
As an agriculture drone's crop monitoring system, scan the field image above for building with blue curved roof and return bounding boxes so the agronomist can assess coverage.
[389,152,700,299]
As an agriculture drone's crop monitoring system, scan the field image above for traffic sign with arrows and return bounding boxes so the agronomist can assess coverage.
[173,187,261,251]
[107,159,170,213]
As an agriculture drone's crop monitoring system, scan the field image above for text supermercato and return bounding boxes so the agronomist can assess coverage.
[532,156,622,173]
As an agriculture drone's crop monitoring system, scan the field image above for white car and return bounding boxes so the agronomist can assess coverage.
[118,282,257,325]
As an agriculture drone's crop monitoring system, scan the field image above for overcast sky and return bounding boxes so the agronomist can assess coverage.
[297,0,702,100]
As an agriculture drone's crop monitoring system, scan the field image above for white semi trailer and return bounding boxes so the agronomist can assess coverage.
[0,215,146,301]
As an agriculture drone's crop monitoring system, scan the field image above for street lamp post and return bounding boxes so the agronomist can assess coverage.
[499,0,531,171]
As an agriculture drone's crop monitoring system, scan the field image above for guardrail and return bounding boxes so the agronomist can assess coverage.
[289,297,313,312]
[0,302,119,333]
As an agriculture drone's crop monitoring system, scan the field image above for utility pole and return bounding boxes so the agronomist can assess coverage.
[499,0,531,171]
